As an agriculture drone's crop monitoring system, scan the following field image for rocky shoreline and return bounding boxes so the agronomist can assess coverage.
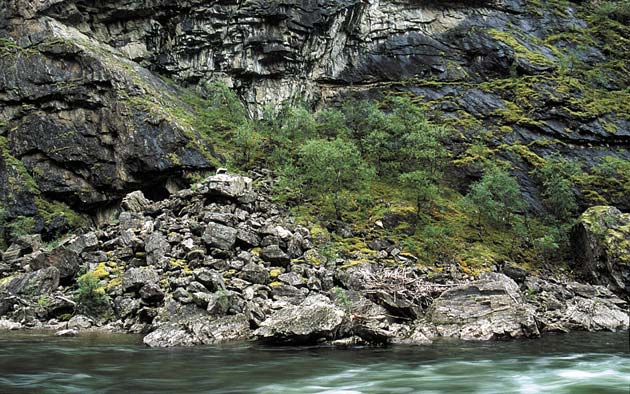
[1,173,628,347]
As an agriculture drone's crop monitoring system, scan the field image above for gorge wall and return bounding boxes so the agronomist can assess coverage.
[0,0,628,232]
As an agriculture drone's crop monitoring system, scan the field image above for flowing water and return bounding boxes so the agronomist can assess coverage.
[0,331,628,393]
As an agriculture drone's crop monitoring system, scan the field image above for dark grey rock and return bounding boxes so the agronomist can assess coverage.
[260,245,290,266]
[203,222,237,251]
[194,269,225,292]
[122,267,159,292]
[239,262,269,285]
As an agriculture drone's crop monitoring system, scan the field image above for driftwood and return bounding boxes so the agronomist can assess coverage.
[359,266,455,310]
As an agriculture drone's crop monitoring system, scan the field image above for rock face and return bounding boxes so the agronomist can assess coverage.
[427,273,540,340]
[0,13,216,226]
[1,0,628,230]
[572,206,630,295]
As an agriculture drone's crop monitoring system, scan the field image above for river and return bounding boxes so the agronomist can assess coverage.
[0,331,628,393]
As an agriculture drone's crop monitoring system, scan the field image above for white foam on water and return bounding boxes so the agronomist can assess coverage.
[557,369,619,379]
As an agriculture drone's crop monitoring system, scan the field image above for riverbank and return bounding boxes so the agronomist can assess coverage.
[1,173,628,347]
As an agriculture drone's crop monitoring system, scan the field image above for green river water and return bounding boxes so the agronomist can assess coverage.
[0,331,628,393]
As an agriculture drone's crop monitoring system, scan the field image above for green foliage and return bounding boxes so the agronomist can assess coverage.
[592,0,630,23]
[74,270,109,316]
[6,216,35,240]
[464,166,524,237]
[233,123,263,167]
[535,155,579,221]
[398,170,439,219]
[298,138,374,219]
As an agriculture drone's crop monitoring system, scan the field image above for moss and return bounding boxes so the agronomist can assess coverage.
[167,152,181,166]
[487,29,556,68]
[35,197,87,229]
[0,135,39,193]
[504,144,546,168]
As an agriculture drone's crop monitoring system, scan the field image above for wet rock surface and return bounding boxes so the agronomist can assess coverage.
[0,172,627,347]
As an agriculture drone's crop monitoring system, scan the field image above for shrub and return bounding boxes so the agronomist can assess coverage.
[298,138,374,219]
[465,166,524,237]
[74,271,109,316]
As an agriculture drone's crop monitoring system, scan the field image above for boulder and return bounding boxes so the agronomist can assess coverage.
[139,282,165,303]
[0,319,21,330]
[0,267,60,298]
[203,222,237,251]
[122,267,160,292]
[121,191,152,213]
[67,315,94,330]
[194,269,225,292]
[2,235,41,263]
[572,206,629,294]
[203,174,252,199]
[260,245,290,266]
[239,262,269,285]
[236,229,261,247]
[427,273,540,340]
[255,294,346,344]
[526,277,629,333]
[56,329,79,337]
[278,272,304,287]
[31,247,81,280]
[143,300,251,347]
[145,232,170,266]
[65,233,99,255]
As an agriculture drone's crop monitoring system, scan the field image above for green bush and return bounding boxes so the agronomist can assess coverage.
[74,271,109,316]
[535,155,579,222]
[464,166,524,237]
[298,138,374,219]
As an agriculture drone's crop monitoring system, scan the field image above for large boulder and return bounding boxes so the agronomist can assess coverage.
[203,222,237,251]
[143,315,251,347]
[255,293,346,344]
[31,247,81,280]
[572,206,630,294]
[145,232,170,266]
[143,299,251,347]
[0,267,60,315]
[122,267,160,292]
[203,174,252,199]
[259,245,290,266]
[121,191,152,213]
[525,277,629,332]
[427,273,540,340]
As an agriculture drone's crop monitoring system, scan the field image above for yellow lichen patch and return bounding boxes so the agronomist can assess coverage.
[303,249,323,266]
[338,260,369,270]
[269,281,283,288]
[105,276,122,292]
[270,269,282,279]
[93,262,110,279]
